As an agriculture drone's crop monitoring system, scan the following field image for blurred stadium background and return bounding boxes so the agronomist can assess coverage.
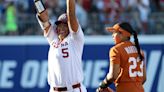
[0,0,164,92]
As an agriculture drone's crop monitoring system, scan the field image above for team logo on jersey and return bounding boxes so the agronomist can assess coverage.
[61,42,68,47]
[52,41,68,48]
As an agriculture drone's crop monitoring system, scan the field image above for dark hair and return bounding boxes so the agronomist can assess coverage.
[132,31,143,61]
[119,22,143,61]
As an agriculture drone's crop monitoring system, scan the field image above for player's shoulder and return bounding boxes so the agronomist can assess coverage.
[115,41,133,48]
[68,22,82,33]
[110,46,119,55]
[112,42,124,50]
[110,41,133,53]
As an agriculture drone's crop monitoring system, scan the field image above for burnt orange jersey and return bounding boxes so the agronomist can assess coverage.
[110,41,145,92]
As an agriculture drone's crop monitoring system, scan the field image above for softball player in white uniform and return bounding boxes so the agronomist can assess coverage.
[34,0,87,92]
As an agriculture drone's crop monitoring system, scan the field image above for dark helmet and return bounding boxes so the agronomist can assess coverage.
[55,13,67,25]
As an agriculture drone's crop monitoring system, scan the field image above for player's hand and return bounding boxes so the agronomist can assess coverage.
[96,87,114,92]
[96,87,102,92]
[38,9,49,22]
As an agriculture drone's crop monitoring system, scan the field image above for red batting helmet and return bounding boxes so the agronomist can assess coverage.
[55,13,68,25]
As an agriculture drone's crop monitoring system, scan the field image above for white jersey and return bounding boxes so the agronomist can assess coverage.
[44,20,84,87]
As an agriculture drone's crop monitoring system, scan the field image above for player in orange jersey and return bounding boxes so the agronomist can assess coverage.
[97,22,146,92]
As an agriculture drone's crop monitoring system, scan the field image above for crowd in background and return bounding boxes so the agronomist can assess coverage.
[0,0,164,36]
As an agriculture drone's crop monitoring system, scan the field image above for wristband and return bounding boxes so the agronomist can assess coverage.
[34,0,45,13]
[99,81,108,89]
[105,77,113,86]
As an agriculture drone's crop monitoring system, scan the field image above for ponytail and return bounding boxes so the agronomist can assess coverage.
[118,22,144,61]
[132,31,143,61]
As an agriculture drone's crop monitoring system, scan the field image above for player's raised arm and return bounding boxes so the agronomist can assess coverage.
[34,0,50,34]
[67,0,78,32]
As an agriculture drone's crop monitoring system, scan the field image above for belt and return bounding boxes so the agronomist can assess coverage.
[53,83,81,91]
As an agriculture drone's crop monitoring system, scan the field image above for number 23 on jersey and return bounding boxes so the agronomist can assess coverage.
[128,57,144,77]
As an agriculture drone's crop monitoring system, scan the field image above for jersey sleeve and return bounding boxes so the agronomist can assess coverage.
[110,47,121,64]
[68,19,84,43]
[44,24,58,45]
[36,15,58,45]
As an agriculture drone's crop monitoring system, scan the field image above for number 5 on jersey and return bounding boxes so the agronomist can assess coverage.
[128,57,144,77]
[62,48,69,58]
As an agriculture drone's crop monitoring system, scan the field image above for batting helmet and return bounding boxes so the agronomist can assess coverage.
[55,13,68,25]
